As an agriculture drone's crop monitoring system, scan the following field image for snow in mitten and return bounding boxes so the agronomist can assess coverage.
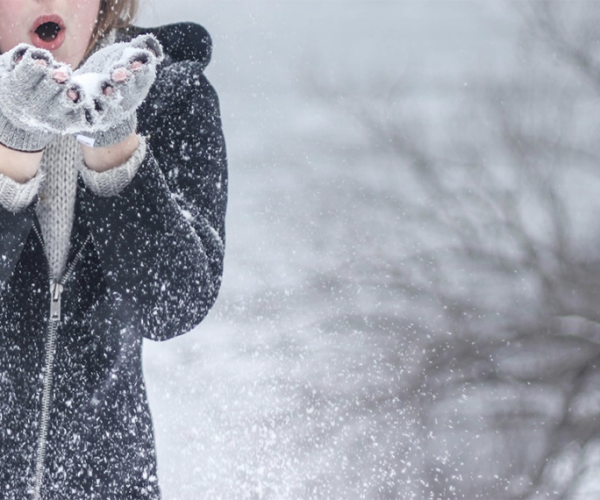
[68,34,164,148]
[0,44,80,151]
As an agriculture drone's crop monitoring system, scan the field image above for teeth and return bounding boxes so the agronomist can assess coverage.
[35,22,61,42]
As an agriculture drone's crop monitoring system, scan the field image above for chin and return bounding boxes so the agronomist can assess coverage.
[53,51,78,69]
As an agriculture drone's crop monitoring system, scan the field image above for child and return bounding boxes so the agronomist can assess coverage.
[0,0,227,498]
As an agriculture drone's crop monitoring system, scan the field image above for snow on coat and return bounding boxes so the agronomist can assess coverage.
[0,22,227,499]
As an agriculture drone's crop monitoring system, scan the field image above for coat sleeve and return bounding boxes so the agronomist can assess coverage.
[77,59,228,341]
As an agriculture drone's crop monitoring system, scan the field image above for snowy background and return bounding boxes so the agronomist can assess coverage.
[130,1,596,499]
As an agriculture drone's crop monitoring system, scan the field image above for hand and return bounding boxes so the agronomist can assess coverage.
[0,44,80,152]
[67,34,164,148]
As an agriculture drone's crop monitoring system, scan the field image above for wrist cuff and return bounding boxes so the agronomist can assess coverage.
[77,135,146,197]
[0,170,43,213]
[79,114,137,149]
[0,113,54,152]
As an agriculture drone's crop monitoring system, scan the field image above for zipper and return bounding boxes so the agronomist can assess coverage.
[31,224,90,500]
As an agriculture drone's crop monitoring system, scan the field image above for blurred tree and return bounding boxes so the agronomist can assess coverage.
[305,1,600,498]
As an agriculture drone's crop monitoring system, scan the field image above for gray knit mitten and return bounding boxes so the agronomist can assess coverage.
[68,34,164,148]
[0,45,79,151]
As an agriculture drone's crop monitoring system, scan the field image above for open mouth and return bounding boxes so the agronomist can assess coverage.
[31,15,66,51]
[35,22,61,42]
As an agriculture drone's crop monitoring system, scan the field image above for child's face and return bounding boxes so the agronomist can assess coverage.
[0,0,101,68]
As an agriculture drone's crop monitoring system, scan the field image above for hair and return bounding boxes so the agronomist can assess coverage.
[87,0,139,56]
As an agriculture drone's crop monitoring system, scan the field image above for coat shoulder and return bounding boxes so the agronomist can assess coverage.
[119,22,213,71]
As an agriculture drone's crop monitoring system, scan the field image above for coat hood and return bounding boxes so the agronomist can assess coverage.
[119,22,213,71]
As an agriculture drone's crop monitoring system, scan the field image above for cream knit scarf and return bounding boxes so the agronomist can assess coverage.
[37,136,80,280]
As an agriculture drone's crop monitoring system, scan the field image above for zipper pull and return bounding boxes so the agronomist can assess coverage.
[50,283,64,322]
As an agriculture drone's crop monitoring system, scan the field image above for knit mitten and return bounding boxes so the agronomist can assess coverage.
[0,45,79,151]
[68,34,164,148]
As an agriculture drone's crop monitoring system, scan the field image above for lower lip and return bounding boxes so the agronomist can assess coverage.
[31,28,66,51]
